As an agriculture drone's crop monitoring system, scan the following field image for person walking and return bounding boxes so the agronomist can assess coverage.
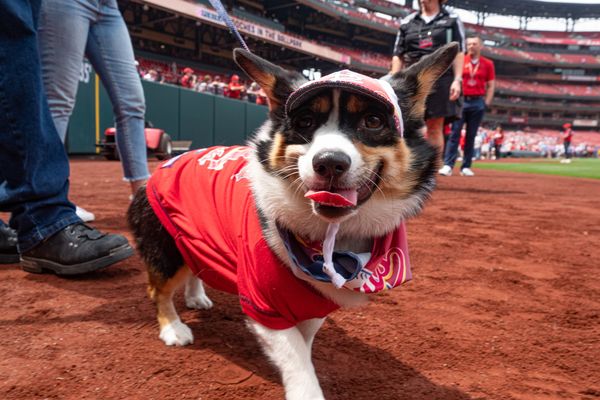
[492,126,504,160]
[473,129,483,161]
[0,0,134,274]
[440,35,495,176]
[391,0,465,162]
[38,0,151,221]
[561,123,574,164]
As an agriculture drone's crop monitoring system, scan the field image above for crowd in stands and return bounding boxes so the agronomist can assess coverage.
[137,59,267,105]
[457,127,600,160]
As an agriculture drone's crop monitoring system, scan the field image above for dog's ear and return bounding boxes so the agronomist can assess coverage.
[388,42,459,121]
[233,49,307,113]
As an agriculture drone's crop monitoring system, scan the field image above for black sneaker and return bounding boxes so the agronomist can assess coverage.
[21,223,134,275]
[0,224,19,264]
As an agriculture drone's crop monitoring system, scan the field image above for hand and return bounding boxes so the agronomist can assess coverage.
[449,80,461,101]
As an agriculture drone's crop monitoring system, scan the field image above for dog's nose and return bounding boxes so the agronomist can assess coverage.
[312,151,351,178]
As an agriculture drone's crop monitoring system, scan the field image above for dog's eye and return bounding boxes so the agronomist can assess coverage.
[295,115,314,129]
[364,114,383,130]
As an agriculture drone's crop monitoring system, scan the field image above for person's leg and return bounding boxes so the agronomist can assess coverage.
[425,117,445,164]
[39,0,98,221]
[85,0,150,194]
[38,0,93,143]
[0,0,80,251]
[443,116,465,169]
[0,0,133,274]
[461,101,486,170]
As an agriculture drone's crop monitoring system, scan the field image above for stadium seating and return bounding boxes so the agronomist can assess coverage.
[335,47,389,69]
[135,0,599,137]
[483,45,600,67]
[495,78,600,98]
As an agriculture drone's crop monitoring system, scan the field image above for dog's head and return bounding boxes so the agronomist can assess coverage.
[234,44,458,237]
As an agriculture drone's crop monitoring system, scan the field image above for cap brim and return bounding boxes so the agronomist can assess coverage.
[286,81,395,115]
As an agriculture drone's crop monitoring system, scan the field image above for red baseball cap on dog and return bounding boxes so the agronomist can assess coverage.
[286,70,404,137]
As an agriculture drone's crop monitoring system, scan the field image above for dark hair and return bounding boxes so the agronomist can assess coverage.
[419,0,447,10]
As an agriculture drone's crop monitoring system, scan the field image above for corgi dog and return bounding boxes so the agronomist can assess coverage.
[128,43,458,400]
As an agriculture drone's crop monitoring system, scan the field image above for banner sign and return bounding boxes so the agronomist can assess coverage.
[144,0,350,64]
[509,116,528,124]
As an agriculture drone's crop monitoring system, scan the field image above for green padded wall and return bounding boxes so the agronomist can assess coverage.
[67,75,269,153]
[245,102,268,139]
[142,81,180,139]
[99,80,114,140]
[179,88,215,148]
[214,96,246,146]
[67,72,96,154]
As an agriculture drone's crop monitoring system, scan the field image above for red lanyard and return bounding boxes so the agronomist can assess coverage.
[466,59,480,86]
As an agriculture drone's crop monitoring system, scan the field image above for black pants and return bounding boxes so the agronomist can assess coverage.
[494,144,502,159]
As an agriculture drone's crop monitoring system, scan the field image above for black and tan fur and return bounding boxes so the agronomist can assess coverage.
[128,43,459,400]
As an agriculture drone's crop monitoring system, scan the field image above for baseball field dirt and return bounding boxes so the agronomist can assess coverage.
[1,158,598,400]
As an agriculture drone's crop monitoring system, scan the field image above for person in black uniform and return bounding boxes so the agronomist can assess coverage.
[391,0,465,162]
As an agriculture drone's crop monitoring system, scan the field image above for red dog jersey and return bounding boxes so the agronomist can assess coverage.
[147,146,340,330]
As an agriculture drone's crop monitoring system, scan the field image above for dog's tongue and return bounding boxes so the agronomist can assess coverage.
[305,189,357,207]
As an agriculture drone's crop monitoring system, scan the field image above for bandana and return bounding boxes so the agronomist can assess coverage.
[278,223,412,294]
[285,70,404,137]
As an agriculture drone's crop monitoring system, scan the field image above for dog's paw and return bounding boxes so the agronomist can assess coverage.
[185,293,214,310]
[159,320,194,346]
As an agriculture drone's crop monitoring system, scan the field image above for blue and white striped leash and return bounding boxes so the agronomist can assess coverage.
[207,0,250,52]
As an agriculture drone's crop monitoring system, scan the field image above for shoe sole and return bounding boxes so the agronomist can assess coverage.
[21,244,134,275]
[0,252,20,264]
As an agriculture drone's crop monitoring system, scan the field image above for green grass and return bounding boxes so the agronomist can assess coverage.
[474,158,600,180]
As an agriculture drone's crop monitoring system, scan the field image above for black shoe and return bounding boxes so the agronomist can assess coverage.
[21,223,134,275]
[0,224,20,264]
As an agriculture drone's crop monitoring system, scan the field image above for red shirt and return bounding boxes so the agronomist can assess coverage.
[563,129,573,143]
[180,75,193,88]
[147,147,340,330]
[228,83,243,99]
[493,131,504,145]
[462,54,495,97]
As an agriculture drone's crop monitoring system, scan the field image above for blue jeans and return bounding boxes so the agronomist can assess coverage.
[0,0,81,251]
[444,97,486,170]
[564,142,571,159]
[38,0,150,182]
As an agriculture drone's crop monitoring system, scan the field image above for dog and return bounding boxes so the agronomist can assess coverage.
[128,42,458,400]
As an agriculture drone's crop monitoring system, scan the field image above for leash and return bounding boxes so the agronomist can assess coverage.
[207,0,250,52]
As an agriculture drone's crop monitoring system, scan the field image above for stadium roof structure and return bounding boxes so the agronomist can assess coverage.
[447,0,600,20]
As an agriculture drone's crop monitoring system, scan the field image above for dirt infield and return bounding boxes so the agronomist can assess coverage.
[1,158,599,400]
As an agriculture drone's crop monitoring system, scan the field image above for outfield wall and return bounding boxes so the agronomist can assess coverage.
[66,68,268,154]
